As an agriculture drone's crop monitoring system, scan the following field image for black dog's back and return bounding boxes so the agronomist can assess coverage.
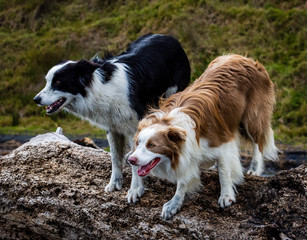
[116,34,191,119]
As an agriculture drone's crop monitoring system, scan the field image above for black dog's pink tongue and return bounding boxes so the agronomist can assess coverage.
[46,98,66,114]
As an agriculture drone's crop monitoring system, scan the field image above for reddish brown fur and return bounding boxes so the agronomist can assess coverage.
[140,55,275,149]
[138,55,275,157]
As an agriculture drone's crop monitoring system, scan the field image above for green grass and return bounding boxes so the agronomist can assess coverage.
[0,113,106,138]
[0,0,306,146]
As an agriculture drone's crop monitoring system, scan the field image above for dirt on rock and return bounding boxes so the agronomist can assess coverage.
[0,132,306,239]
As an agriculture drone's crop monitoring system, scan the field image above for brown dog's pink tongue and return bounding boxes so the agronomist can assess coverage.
[137,165,150,177]
[137,158,160,177]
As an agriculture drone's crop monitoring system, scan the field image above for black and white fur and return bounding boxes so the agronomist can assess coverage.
[33,34,191,202]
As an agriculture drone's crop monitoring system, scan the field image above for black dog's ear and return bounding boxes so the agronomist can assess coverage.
[76,60,100,86]
[100,61,117,82]
[76,59,100,76]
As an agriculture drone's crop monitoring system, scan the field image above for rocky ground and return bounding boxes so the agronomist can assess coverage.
[0,130,306,239]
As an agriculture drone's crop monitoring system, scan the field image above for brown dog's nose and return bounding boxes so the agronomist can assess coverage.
[128,156,138,165]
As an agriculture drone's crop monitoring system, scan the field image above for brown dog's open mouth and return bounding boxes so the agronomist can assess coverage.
[46,98,66,114]
[137,157,161,177]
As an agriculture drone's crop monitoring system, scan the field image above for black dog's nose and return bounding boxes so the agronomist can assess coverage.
[33,96,41,104]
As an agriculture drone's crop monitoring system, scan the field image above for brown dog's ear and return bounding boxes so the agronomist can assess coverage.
[166,126,186,170]
[166,126,186,145]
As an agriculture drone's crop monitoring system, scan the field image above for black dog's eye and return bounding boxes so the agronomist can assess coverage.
[56,81,61,85]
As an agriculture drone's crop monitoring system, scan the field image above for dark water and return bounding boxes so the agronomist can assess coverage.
[0,134,35,144]
[241,150,307,176]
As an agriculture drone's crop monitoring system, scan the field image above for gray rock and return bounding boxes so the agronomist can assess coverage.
[0,130,306,239]
[23,127,70,145]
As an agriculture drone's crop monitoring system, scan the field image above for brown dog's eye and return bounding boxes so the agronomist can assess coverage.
[56,81,61,85]
[147,143,155,148]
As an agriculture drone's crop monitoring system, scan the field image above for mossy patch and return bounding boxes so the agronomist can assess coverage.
[0,0,306,145]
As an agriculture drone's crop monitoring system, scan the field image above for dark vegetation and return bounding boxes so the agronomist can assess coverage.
[0,0,306,145]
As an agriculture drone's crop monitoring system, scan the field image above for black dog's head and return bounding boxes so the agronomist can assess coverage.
[33,60,100,114]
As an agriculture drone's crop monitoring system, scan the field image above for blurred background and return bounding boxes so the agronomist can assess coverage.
[0,0,306,148]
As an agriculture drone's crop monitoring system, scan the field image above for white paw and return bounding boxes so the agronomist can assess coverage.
[161,199,183,220]
[126,186,144,203]
[247,169,262,176]
[209,162,218,171]
[218,194,235,208]
[104,178,122,192]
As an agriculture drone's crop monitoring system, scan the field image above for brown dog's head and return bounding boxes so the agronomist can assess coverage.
[128,122,186,177]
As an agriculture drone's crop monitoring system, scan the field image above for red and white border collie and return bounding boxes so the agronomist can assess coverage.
[128,54,278,219]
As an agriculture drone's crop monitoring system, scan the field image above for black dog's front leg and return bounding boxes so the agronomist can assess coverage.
[104,131,125,192]
[126,136,145,203]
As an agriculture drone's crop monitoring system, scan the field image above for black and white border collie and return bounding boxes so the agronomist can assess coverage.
[33,34,191,202]
[128,54,278,219]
